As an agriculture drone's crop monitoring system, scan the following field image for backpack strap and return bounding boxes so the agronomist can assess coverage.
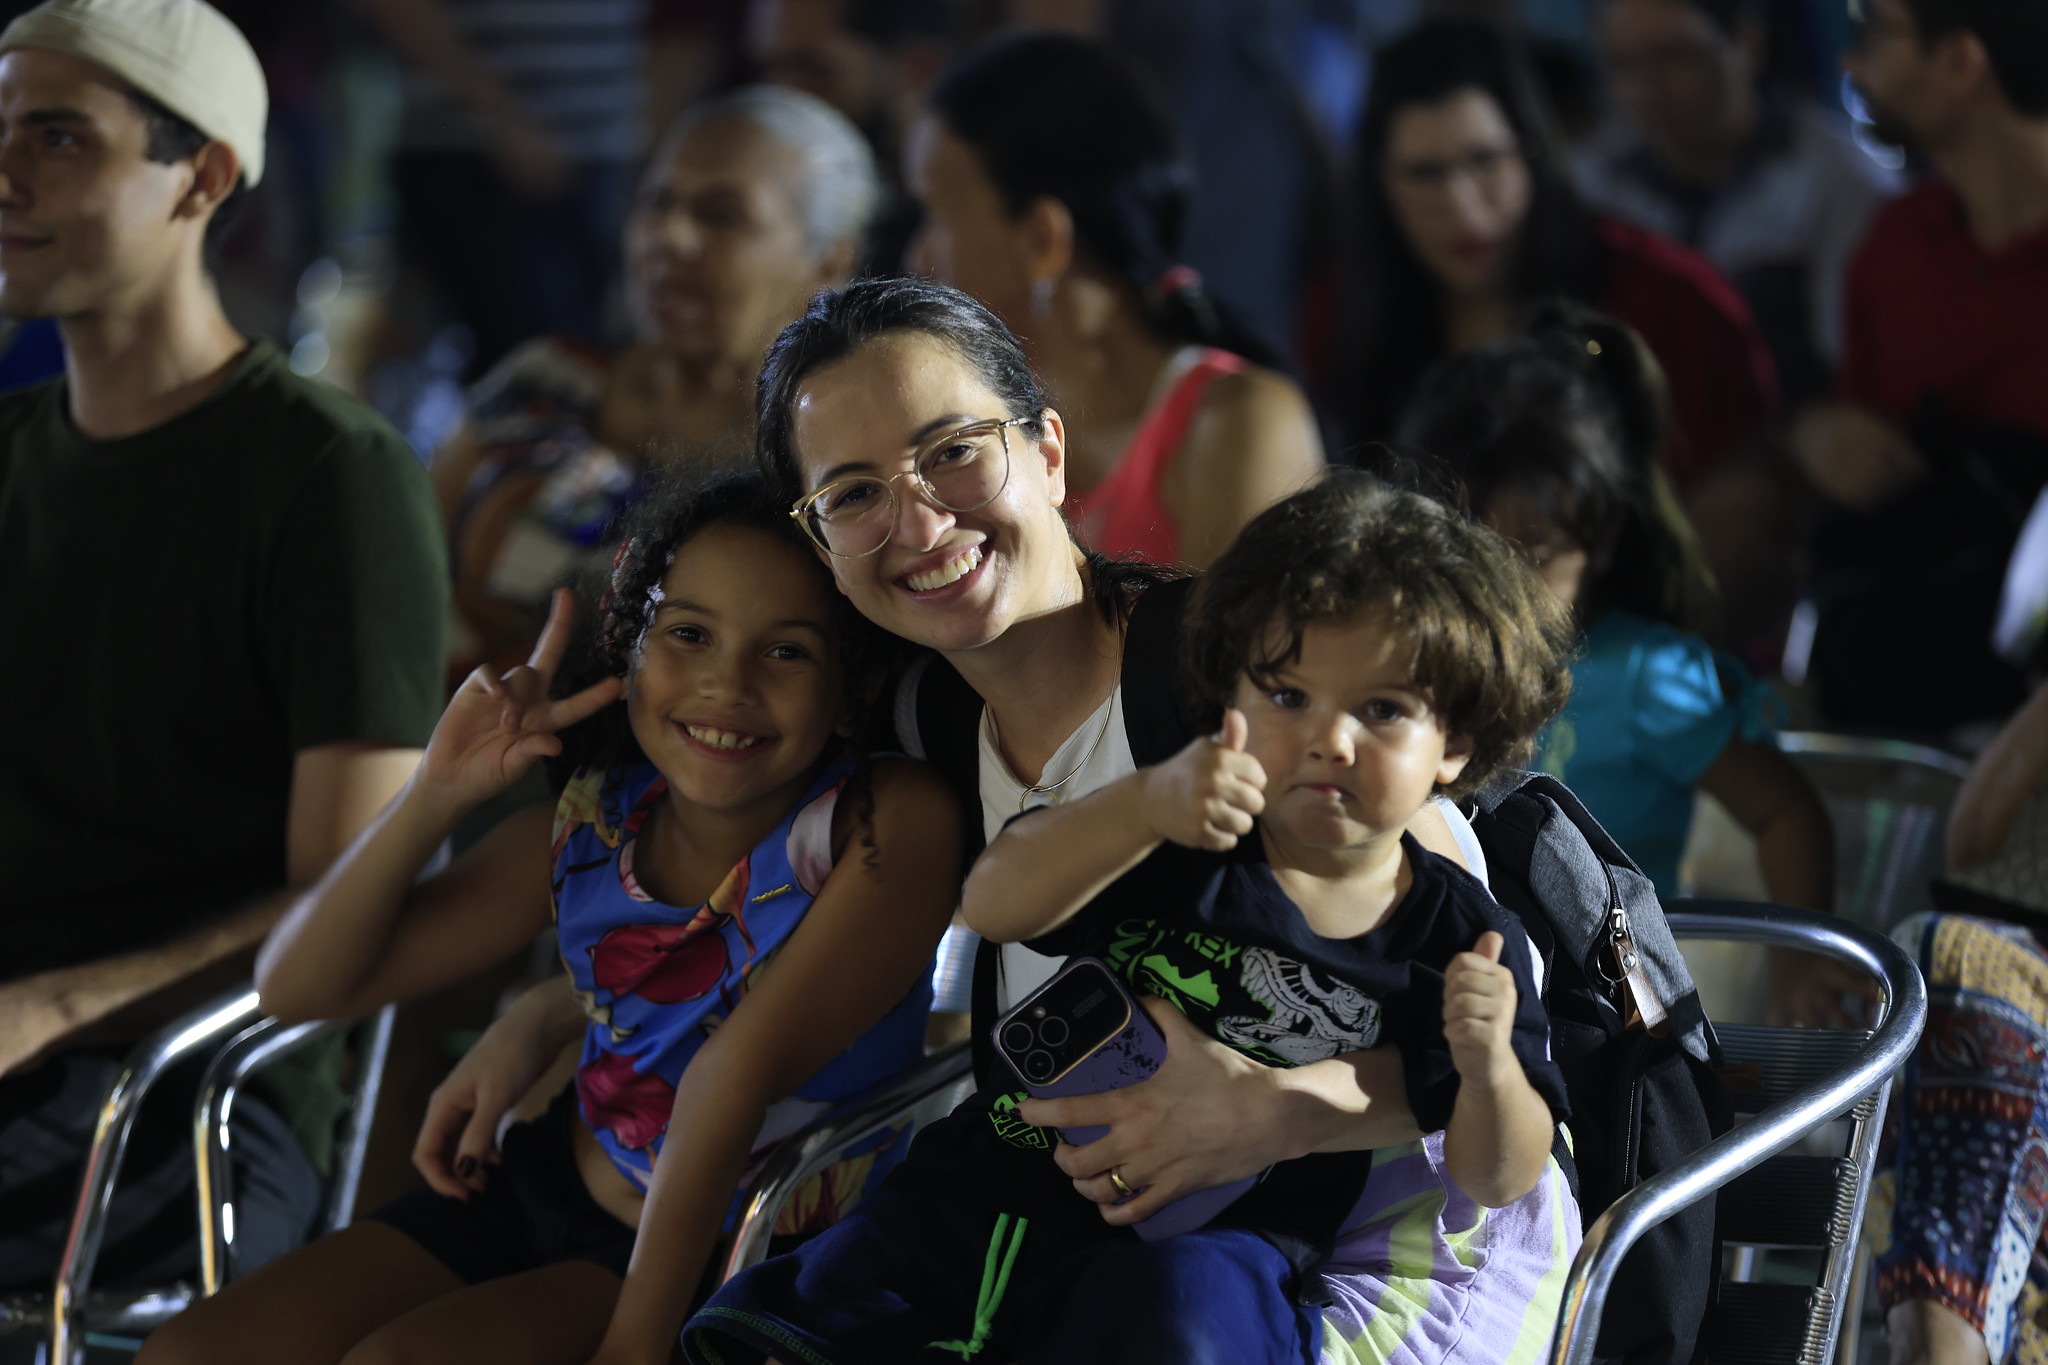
[1119,574,1201,766]
[1471,772,1714,1063]
[892,649,988,853]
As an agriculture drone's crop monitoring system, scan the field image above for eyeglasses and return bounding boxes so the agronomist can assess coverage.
[792,417,1030,558]
[1386,145,1523,196]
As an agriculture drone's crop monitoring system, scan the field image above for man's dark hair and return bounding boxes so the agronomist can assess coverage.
[1901,0,2048,115]
[1181,472,1576,800]
[125,89,248,259]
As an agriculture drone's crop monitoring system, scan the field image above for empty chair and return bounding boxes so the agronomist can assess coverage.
[1550,899,1926,1365]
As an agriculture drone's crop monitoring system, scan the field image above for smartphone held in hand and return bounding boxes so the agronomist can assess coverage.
[990,957,1257,1238]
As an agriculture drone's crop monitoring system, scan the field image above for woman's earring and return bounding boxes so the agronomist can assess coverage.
[1029,277,1054,317]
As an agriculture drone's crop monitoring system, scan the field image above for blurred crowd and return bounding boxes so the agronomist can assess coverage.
[5,0,2012,737]
[3,0,2046,1363]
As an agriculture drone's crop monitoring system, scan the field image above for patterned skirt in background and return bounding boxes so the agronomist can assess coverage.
[1870,913,2048,1365]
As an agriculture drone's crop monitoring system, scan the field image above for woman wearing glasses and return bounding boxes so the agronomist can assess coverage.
[1344,19,1777,492]
[679,276,1579,1365]
[901,31,1323,569]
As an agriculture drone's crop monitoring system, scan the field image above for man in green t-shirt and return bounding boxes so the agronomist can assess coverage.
[0,0,447,1011]
[0,0,450,1291]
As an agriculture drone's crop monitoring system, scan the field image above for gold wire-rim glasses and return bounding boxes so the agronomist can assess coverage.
[790,417,1031,559]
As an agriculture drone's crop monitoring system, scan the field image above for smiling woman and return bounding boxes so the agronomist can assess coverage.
[684,453,1587,1365]
[430,84,880,678]
[664,275,1593,1365]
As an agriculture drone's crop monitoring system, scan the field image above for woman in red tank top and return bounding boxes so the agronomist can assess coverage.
[902,33,1323,568]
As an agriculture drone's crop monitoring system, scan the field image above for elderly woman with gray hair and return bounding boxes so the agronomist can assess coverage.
[433,86,880,673]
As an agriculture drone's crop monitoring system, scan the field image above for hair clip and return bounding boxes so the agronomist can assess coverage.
[1150,264,1205,299]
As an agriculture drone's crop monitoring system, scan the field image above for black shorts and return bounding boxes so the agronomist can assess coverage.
[366,1087,636,1283]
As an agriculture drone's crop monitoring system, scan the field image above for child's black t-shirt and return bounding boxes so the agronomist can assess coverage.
[892,829,1571,1259]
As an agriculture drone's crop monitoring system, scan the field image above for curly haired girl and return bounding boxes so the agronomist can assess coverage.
[141,467,962,1365]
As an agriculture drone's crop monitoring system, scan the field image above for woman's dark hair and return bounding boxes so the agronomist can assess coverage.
[1396,301,1716,633]
[1183,471,1574,800]
[928,31,1281,368]
[1343,19,1601,448]
[755,275,1176,627]
[551,463,906,782]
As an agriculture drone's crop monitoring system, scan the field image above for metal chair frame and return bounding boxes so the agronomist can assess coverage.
[0,989,395,1365]
[193,1006,396,1297]
[1550,902,1927,1365]
[724,1042,976,1280]
[716,904,1923,1365]
[1778,731,1971,930]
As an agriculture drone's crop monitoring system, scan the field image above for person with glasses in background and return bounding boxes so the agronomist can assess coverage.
[1342,19,1777,498]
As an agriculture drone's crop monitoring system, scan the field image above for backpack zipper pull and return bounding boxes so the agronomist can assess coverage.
[1606,892,1669,1031]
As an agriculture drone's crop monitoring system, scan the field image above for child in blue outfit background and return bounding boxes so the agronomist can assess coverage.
[142,469,963,1365]
[685,474,1581,1365]
[1400,301,1853,1028]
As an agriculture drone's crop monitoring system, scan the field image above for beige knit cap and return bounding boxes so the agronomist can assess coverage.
[0,0,266,187]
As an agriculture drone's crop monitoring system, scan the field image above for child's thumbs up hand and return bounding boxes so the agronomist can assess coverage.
[1443,930,1521,1084]
[1141,707,1266,851]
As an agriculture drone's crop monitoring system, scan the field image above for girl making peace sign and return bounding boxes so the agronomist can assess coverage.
[141,468,962,1365]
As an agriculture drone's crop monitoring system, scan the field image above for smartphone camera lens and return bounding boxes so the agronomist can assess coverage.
[1001,1022,1035,1056]
[1037,1017,1069,1048]
[1022,1049,1057,1083]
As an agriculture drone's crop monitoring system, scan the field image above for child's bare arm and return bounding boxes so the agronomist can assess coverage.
[1697,736,1833,912]
[255,591,617,1021]
[963,709,1266,944]
[1440,931,1555,1207]
[590,760,962,1365]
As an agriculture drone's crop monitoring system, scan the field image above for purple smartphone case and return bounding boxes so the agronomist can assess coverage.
[992,957,1256,1239]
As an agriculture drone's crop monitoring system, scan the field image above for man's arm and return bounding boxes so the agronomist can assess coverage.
[285,742,424,883]
[0,742,421,1075]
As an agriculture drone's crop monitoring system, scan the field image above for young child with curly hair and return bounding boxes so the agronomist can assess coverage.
[141,467,962,1365]
[686,471,1581,1365]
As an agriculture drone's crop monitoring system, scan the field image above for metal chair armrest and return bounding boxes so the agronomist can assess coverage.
[723,1042,975,1281]
[192,1004,397,1296]
[48,987,264,1365]
[1549,902,1927,1365]
[1778,731,1971,779]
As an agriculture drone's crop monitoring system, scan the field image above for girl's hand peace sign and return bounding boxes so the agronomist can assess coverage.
[418,589,625,813]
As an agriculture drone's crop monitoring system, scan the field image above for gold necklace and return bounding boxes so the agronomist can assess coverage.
[995,694,1119,813]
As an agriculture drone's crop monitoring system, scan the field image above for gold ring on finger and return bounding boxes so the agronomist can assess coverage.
[1108,1166,1136,1200]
